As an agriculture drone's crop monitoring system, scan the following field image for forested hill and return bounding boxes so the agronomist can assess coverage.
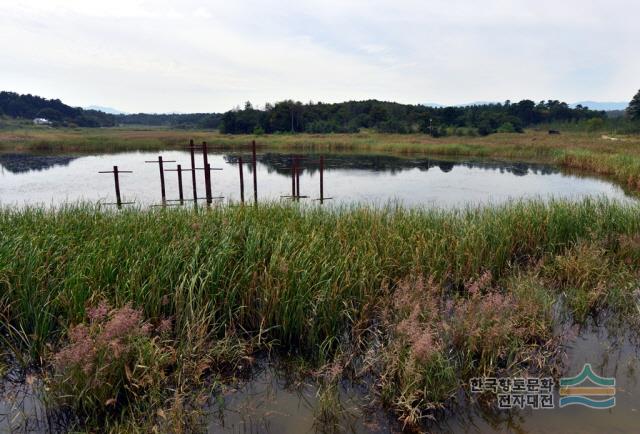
[1,91,606,135]
[0,91,221,129]
[219,99,606,136]
[0,91,116,127]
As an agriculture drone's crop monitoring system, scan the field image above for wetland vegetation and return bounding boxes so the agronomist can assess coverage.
[1,199,640,431]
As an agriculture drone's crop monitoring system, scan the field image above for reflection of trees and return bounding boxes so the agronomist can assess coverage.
[0,154,77,173]
[437,162,454,173]
[223,153,559,177]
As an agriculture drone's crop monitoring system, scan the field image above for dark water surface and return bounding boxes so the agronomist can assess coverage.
[0,150,634,208]
[5,327,634,433]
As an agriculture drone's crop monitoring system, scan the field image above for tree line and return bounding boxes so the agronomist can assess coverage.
[3,90,639,135]
[219,99,608,136]
[0,92,221,129]
[116,113,221,129]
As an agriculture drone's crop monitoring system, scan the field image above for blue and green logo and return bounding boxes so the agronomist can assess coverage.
[559,364,616,409]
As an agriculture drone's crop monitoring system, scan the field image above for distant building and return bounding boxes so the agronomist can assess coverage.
[33,118,52,125]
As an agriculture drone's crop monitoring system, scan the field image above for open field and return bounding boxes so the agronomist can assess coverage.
[1,200,640,431]
[2,126,640,193]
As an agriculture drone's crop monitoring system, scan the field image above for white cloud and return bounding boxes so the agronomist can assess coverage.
[0,0,637,112]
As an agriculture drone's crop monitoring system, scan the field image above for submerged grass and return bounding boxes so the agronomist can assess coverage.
[1,199,640,431]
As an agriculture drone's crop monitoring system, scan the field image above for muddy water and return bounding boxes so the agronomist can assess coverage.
[1,327,639,433]
[204,327,640,433]
[437,326,640,433]
[206,367,393,433]
[0,151,634,209]
[0,370,50,433]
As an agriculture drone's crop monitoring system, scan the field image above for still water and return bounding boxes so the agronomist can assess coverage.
[0,151,634,208]
[3,327,636,433]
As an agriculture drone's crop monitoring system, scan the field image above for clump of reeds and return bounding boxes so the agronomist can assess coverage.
[48,302,173,425]
[373,272,554,428]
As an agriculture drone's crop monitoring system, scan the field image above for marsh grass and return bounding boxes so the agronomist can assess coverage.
[1,199,640,430]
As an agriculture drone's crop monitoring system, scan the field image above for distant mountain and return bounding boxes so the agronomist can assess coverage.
[422,102,445,108]
[85,105,126,115]
[423,101,630,111]
[423,101,499,108]
[459,101,500,107]
[571,101,628,111]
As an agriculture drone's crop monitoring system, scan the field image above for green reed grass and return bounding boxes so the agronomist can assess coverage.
[1,199,638,359]
[1,199,640,430]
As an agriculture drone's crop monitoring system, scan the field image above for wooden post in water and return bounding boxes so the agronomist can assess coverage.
[159,156,166,205]
[252,140,258,204]
[202,142,212,205]
[291,156,296,197]
[205,163,212,205]
[238,156,245,203]
[189,140,198,204]
[177,164,184,205]
[295,156,301,199]
[145,156,175,207]
[99,165,133,208]
[319,155,324,204]
[113,165,122,208]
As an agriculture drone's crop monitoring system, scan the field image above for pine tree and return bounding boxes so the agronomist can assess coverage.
[628,89,640,121]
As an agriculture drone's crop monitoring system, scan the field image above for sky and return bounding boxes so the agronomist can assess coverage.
[0,0,638,113]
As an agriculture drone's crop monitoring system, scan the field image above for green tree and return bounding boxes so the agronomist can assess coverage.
[585,117,604,132]
[497,122,516,133]
[628,89,640,121]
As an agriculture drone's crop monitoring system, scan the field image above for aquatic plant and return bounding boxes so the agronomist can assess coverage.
[49,302,172,424]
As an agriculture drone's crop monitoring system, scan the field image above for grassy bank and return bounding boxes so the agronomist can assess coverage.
[1,200,640,431]
[3,127,640,193]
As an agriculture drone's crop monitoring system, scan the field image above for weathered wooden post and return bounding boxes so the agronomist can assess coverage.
[113,165,122,208]
[205,163,212,205]
[202,142,212,205]
[189,139,198,203]
[291,155,296,197]
[319,155,324,204]
[98,165,133,208]
[295,156,301,199]
[252,140,258,204]
[177,164,184,205]
[145,156,176,206]
[238,156,245,203]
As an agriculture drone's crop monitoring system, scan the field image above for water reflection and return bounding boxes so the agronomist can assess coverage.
[223,153,557,177]
[0,154,77,174]
[0,151,634,209]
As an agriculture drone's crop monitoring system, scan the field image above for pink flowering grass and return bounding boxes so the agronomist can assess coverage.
[50,302,174,423]
[376,272,555,428]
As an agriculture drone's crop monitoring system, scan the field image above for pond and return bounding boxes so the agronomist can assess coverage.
[0,150,634,208]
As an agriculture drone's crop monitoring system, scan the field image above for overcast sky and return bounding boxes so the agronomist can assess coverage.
[1,0,638,113]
